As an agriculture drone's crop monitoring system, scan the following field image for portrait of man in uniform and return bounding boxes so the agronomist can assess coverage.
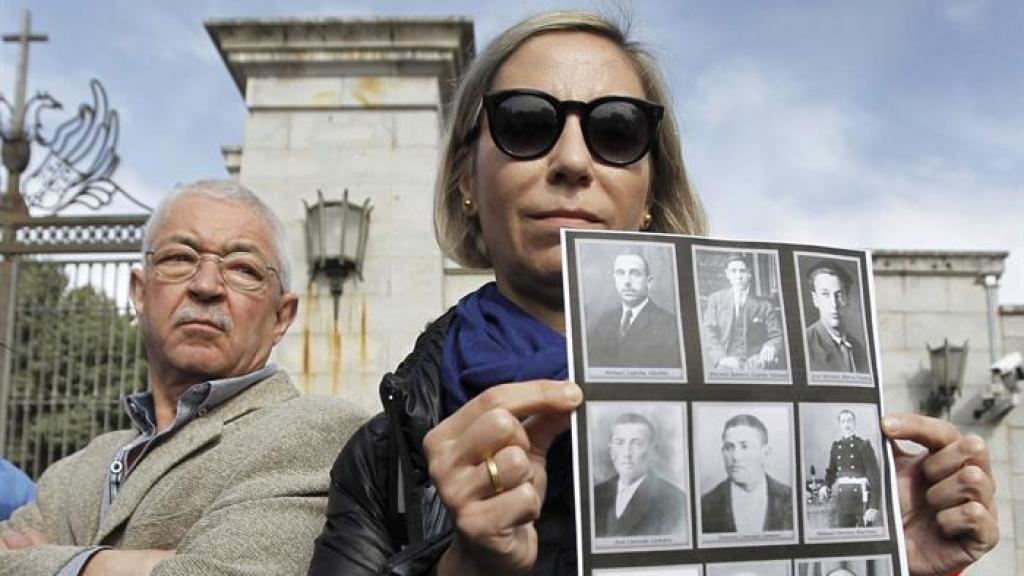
[818,409,882,527]
[800,403,888,541]
[586,249,682,369]
[700,252,786,372]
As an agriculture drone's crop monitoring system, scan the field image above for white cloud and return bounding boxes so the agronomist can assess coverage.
[682,59,1023,303]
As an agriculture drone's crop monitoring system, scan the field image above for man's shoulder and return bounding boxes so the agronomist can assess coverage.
[766,474,793,498]
[805,320,829,339]
[701,479,731,504]
[646,474,685,500]
[248,390,368,439]
[708,288,732,302]
[593,476,617,500]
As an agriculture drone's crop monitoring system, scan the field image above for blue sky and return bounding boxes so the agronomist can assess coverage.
[2,0,1021,303]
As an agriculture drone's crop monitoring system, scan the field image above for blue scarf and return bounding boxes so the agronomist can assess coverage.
[442,282,568,411]
[441,282,571,504]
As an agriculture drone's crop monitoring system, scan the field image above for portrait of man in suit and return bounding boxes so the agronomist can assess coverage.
[586,250,682,369]
[804,263,869,374]
[701,413,793,534]
[700,253,786,372]
[593,412,687,538]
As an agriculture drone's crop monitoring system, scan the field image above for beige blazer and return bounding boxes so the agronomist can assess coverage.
[0,371,366,576]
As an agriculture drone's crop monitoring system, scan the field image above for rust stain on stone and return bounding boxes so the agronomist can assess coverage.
[301,280,316,393]
[353,77,383,107]
[330,314,341,396]
[311,90,339,106]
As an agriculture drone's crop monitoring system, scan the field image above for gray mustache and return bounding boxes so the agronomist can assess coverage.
[173,304,232,332]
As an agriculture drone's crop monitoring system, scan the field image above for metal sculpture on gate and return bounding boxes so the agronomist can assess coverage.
[21,80,151,213]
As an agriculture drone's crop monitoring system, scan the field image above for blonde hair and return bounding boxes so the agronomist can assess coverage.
[434,10,708,269]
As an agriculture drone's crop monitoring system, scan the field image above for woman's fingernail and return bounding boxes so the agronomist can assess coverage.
[564,383,583,403]
[882,415,900,433]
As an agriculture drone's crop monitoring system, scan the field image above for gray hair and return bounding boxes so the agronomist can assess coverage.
[434,10,709,269]
[142,179,293,292]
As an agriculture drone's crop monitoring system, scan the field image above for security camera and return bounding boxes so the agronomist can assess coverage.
[991,351,1023,392]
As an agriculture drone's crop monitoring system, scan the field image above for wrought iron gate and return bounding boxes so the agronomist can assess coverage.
[0,215,148,479]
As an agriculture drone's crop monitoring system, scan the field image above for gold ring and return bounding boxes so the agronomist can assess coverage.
[485,456,504,496]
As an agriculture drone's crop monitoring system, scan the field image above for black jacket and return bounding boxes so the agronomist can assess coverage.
[308,310,577,576]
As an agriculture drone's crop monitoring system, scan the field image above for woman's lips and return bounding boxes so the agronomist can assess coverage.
[528,209,603,229]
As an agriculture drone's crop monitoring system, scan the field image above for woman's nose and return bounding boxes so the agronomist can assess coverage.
[546,115,593,187]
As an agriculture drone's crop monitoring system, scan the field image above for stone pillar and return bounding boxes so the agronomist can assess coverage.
[872,250,1017,574]
[206,17,479,411]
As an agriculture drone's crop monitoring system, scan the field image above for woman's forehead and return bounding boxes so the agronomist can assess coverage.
[490,32,645,100]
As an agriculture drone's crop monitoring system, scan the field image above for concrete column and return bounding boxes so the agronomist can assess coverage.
[206,17,478,411]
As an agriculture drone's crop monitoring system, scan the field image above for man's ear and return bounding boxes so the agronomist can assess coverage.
[271,292,299,345]
[129,267,146,316]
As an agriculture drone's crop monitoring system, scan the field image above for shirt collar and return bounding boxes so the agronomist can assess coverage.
[124,363,278,435]
[822,323,851,348]
[622,298,650,317]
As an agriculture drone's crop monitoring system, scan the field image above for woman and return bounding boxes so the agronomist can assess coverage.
[308,11,997,576]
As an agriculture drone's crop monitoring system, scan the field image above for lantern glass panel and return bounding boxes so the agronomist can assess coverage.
[342,205,363,261]
[929,348,949,387]
[320,203,346,261]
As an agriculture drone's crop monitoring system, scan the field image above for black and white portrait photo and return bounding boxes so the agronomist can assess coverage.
[587,401,690,552]
[795,555,892,576]
[706,560,792,576]
[693,246,791,384]
[693,403,797,547]
[593,566,701,576]
[576,238,686,383]
[794,253,874,386]
[800,404,888,543]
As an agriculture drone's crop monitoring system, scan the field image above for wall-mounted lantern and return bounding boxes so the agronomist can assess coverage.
[925,339,968,418]
[303,189,371,321]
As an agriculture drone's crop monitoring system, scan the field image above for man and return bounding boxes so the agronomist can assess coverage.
[701,414,793,533]
[593,413,686,537]
[0,181,365,576]
[701,254,785,371]
[587,251,681,368]
[804,264,869,373]
[818,410,881,527]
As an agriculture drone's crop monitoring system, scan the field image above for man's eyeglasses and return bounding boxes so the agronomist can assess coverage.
[145,244,281,293]
[478,89,664,166]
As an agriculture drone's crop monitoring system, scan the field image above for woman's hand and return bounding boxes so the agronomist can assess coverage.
[424,379,582,576]
[883,413,999,576]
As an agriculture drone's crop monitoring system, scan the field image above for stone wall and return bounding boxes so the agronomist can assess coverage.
[873,250,1017,575]
[207,17,478,411]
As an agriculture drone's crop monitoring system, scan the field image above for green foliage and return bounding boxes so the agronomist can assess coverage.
[5,262,148,478]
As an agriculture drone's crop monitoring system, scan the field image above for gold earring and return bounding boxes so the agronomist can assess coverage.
[642,212,653,229]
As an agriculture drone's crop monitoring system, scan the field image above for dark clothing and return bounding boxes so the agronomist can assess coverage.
[700,475,793,533]
[308,310,577,576]
[701,288,785,369]
[825,434,881,527]
[805,320,869,373]
[593,474,687,538]
[587,300,682,368]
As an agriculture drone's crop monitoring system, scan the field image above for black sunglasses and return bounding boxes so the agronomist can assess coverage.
[479,89,664,166]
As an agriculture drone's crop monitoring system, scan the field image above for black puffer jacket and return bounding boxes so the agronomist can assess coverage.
[308,310,577,576]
